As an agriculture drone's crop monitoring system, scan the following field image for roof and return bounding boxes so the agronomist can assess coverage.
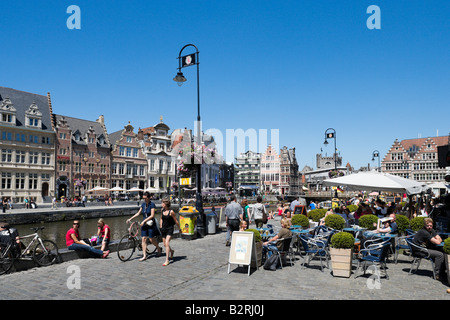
[0,86,53,132]
[54,114,110,147]
[400,136,449,151]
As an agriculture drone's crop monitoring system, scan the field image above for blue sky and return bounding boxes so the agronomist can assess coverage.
[1,1,449,170]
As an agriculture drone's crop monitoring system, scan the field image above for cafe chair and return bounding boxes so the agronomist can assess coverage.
[405,237,436,280]
[394,235,411,264]
[267,237,295,269]
[356,239,391,280]
[298,234,329,272]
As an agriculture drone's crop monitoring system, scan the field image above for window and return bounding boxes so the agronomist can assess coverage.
[15,173,25,189]
[59,161,67,171]
[1,172,12,189]
[126,136,132,143]
[16,150,26,163]
[126,148,132,157]
[2,114,12,123]
[100,164,106,174]
[41,153,51,165]
[1,149,12,162]
[60,133,67,139]
[28,173,38,189]
[88,163,95,173]
[119,146,125,156]
[112,163,117,175]
[29,152,39,164]
[150,160,155,171]
[75,162,81,173]
[133,148,138,158]
[119,163,124,175]
[139,165,145,176]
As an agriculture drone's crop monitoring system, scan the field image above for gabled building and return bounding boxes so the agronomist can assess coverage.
[260,145,280,194]
[109,122,147,192]
[137,117,175,194]
[279,146,300,196]
[53,114,111,199]
[0,87,56,203]
[382,135,449,184]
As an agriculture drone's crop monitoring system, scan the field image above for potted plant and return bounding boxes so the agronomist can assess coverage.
[291,214,309,229]
[443,238,450,285]
[325,214,346,230]
[330,232,355,278]
[394,214,410,235]
[410,216,425,232]
[358,215,379,230]
[246,228,262,268]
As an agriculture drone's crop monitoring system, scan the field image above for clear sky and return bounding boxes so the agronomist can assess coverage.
[1,1,449,170]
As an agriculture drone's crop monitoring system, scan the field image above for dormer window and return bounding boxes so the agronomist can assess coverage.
[25,102,42,128]
[0,97,17,125]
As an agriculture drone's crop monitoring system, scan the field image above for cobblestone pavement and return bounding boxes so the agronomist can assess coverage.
[1,219,450,301]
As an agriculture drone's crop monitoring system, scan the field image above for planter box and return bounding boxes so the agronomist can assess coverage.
[330,247,353,278]
[251,241,263,268]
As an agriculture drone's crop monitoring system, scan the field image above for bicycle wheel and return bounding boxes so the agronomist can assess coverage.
[33,240,59,266]
[0,243,14,275]
[117,235,136,262]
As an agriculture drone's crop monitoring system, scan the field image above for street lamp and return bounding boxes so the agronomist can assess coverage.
[174,44,206,237]
[372,150,381,172]
[324,128,338,198]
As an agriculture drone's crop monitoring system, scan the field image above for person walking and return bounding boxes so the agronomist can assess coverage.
[126,191,162,261]
[225,195,243,246]
[160,199,180,266]
[252,196,267,228]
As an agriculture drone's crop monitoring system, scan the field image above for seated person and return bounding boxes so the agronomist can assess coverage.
[66,220,109,258]
[0,222,22,247]
[262,218,292,258]
[96,218,111,251]
[412,218,445,280]
[239,220,248,231]
[371,213,398,234]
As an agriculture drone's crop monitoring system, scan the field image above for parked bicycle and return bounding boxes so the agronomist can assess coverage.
[0,226,59,275]
[117,220,162,262]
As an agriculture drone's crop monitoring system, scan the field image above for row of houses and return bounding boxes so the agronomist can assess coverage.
[0,86,232,203]
[234,145,300,196]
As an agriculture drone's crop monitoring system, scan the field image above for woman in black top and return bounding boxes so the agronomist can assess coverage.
[160,199,180,266]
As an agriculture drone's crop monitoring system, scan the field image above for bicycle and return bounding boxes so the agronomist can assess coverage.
[117,220,162,262]
[0,226,59,275]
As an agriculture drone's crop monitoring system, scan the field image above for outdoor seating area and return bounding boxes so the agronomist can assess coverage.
[253,215,449,285]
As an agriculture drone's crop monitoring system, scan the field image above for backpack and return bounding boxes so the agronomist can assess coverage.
[263,253,279,271]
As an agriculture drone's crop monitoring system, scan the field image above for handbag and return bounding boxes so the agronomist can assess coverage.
[262,210,268,224]
[146,219,154,227]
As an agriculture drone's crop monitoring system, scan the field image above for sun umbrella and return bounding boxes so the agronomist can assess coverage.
[144,187,160,193]
[128,187,144,192]
[323,171,429,195]
[108,186,125,192]
[88,186,108,192]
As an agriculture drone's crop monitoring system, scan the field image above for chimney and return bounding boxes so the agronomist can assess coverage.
[97,115,104,125]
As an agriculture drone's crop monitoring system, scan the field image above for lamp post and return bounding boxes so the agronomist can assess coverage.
[372,150,381,172]
[324,128,338,198]
[174,44,206,237]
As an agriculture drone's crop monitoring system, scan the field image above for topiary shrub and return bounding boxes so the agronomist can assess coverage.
[331,232,355,249]
[410,216,426,232]
[325,214,346,230]
[291,214,309,229]
[307,209,327,222]
[347,204,358,213]
[395,214,410,234]
[443,238,450,255]
[245,228,262,243]
[358,214,378,230]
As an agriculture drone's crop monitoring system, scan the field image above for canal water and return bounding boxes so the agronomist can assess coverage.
[14,208,218,249]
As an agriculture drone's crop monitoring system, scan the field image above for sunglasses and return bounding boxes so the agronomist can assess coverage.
[73,223,80,226]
